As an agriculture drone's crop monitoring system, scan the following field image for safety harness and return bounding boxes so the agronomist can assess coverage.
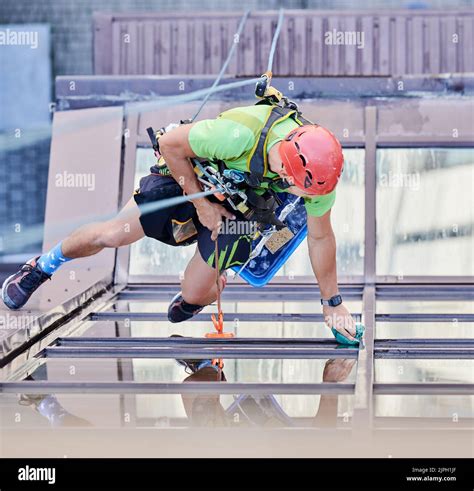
[146,72,314,230]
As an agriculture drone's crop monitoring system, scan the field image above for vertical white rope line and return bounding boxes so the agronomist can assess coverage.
[191,9,251,122]
[266,8,285,73]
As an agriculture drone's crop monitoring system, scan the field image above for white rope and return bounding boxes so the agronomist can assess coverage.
[191,9,251,122]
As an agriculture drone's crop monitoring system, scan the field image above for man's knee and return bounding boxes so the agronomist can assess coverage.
[181,287,209,306]
[95,220,132,248]
[181,270,227,306]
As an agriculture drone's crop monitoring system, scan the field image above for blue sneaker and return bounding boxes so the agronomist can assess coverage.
[1,257,51,310]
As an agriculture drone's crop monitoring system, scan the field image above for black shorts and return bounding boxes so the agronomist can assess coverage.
[133,173,253,270]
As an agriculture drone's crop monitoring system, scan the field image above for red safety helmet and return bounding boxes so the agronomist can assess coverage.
[278,125,344,195]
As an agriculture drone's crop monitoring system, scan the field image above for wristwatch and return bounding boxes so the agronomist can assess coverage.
[321,294,343,307]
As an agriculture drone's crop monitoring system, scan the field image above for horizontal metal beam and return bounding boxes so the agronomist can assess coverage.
[0,381,354,395]
[376,284,474,293]
[89,312,362,322]
[375,276,474,285]
[56,75,474,110]
[118,283,364,301]
[375,339,474,348]
[373,383,474,395]
[45,347,473,360]
[44,346,358,359]
[56,337,474,349]
[88,311,472,323]
[118,291,363,301]
[375,350,474,359]
[376,285,474,300]
[375,313,474,322]
[57,337,340,347]
[1,381,470,395]
[123,283,364,293]
[126,275,365,286]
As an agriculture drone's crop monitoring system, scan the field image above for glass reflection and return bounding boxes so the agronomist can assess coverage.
[376,300,474,314]
[376,321,474,339]
[15,357,356,428]
[159,357,355,428]
[375,395,474,419]
[376,148,474,276]
[17,373,92,428]
[375,359,474,384]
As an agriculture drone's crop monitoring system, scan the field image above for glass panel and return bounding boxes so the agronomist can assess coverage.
[24,357,356,385]
[0,392,354,429]
[75,299,362,338]
[376,321,473,339]
[282,148,365,277]
[376,148,474,276]
[375,395,474,419]
[136,394,355,423]
[130,148,365,277]
[0,393,127,429]
[103,299,362,314]
[376,300,474,314]
[375,359,474,384]
[80,320,347,340]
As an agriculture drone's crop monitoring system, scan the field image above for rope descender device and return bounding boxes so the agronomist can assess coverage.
[255,70,299,112]
[206,240,234,372]
[255,71,283,104]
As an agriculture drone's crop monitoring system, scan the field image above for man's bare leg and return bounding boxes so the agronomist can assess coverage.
[62,197,145,258]
[181,249,225,306]
[2,198,145,310]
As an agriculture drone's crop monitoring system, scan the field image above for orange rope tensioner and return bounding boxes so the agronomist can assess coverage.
[206,240,234,371]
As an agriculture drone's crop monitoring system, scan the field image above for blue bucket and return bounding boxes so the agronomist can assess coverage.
[232,193,308,287]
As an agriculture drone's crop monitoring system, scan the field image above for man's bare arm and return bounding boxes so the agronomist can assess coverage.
[307,211,356,340]
[159,125,234,239]
[158,124,205,203]
[307,211,339,298]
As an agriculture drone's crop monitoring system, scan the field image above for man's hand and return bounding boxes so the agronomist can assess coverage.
[323,303,357,342]
[194,200,235,241]
[322,358,356,383]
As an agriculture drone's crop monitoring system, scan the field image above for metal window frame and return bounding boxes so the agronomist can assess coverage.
[5,78,468,430]
[110,93,473,432]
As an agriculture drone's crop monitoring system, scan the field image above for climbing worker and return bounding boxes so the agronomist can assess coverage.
[2,95,357,342]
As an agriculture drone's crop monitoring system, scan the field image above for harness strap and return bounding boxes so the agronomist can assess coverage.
[246,104,314,188]
[246,106,296,187]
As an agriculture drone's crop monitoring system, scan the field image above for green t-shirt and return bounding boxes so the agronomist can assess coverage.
[188,105,336,217]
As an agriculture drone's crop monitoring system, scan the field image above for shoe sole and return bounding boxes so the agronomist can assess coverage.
[1,265,47,311]
[1,272,22,310]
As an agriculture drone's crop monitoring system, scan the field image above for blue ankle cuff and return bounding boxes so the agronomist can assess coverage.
[196,360,218,372]
[38,242,72,275]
